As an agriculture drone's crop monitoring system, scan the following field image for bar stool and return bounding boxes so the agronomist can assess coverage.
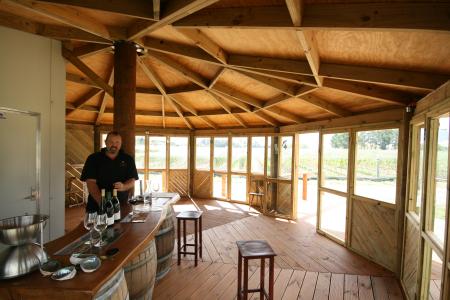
[176,211,203,266]
[236,240,276,300]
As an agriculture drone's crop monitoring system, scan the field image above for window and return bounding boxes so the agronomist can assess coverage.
[169,137,188,169]
[322,132,349,192]
[231,175,246,202]
[251,137,265,174]
[409,125,425,216]
[195,137,210,170]
[320,191,347,241]
[231,137,247,172]
[213,137,228,171]
[213,173,227,198]
[354,128,399,203]
[279,136,293,179]
[135,135,145,169]
[149,136,166,169]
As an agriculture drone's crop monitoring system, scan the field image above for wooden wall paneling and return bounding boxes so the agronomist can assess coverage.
[193,171,211,199]
[65,126,94,164]
[402,217,420,300]
[350,198,398,272]
[277,181,293,217]
[168,169,189,196]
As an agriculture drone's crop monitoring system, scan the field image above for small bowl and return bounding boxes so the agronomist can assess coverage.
[80,256,101,273]
[51,266,76,281]
[70,253,95,265]
[39,259,61,276]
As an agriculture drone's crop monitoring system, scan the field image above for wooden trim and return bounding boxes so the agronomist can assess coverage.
[62,48,114,96]
[174,3,450,33]
[126,0,220,40]
[36,0,156,20]
[6,0,113,40]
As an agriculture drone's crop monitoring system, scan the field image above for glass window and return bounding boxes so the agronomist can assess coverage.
[213,173,227,198]
[431,116,449,245]
[195,137,210,170]
[279,136,293,179]
[354,129,399,203]
[319,191,347,241]
[135,135,145,169]
[267,137,273,177]
[322,132,349,192]
[251,137,265,174]
[421,244,443,300]
[213,137,228,171]
[149,136,166,169]
[170,137,188,169]
[231,175,246,202]
[410,126,425,216]
[232,137,247,173]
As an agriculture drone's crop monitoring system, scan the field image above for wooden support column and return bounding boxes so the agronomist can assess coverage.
[93,125,101,152]
[114,41,136,157]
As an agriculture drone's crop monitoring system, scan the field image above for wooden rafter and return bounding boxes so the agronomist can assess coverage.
[126,0,220,41]
[253,111,280,127]
[209,90,252,113]
[62,48,114,96]
[161,95,165,128]
[234,69,300,97]
[72,44,111,58]
[228,54,311,76]
[206,90,247,128]
[213,83,264,108]
[66,88,102,117]
[176,28,228,64]
[285,0,303,26]
[173,3,450,33]
[165,96,193,129]
[0,11,110,44]
[95,68,114,125]
[36,0,156,20]
[295,30,322,86]
[5,0,113,41]
[209,68,226,89]
[298,94,352,117]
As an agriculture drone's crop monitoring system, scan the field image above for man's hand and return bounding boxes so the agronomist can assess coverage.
[113,182,125,191]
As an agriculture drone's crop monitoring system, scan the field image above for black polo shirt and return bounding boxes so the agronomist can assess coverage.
[81,148,139,212]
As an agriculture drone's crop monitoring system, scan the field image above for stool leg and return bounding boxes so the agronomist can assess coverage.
[243,258,248,300]
[199,216,203,258]
[194,219,198,266]
[237,251,242,300]
[183,219,186,257]
[260,258,265,300]
[269,257,274,300]
[177,218,181,265]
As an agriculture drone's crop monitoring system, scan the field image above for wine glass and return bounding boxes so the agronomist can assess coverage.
[84,211,97,246]
[151,181,160,194]
[94,213,107,247]
[128,196,138,216]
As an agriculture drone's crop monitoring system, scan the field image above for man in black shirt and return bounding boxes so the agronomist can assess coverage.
[81,131,139,212]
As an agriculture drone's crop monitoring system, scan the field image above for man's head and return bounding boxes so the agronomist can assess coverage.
[105,131,122,156]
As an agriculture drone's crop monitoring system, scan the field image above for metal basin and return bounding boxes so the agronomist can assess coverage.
[0,215,48,245]
[0,243,48,279]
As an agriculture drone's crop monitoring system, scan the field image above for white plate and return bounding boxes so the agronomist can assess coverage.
[70,253,94,265]
[51,266,76,281]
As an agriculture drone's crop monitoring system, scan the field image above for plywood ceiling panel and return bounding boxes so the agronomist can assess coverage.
[136,115,163,126]
[84,93,103,107]
[142,56,193,88]
[164,53,222,80]
[136,94,163,111]
[0,3,62,25]
[202,28,306,59]
[70,6,135,27]
[65,82,93,103]
[66,110,96,122]
[147,26,196,46]
[277,98,334,120]
[238,113,269,126]
[164,117,189,128]
[172,91,223,111]
[188,117,211,129]
[210,0,284,9]
[316,30,450,74]
[312,87,386,112]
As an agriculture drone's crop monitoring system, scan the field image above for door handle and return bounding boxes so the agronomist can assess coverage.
[23,187,37,201]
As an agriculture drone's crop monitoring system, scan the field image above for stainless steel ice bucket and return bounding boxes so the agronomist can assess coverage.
[0,215,48,245]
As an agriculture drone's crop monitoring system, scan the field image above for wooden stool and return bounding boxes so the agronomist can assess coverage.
[176,211,203,266]
[236,240,276,300]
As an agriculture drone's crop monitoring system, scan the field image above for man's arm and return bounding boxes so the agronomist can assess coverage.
[86,179,101,205]
[113,178,135,192]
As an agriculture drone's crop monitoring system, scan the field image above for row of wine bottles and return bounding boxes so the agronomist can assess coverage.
[100,189,121,226]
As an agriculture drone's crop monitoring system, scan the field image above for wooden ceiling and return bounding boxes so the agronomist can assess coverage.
[1,0,449,129]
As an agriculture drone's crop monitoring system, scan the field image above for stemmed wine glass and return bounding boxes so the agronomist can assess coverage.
[151,181,160,203]
[84,211,97,247]
[94,213,107,247]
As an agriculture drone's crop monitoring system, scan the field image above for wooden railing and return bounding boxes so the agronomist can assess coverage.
[65,163,85,207]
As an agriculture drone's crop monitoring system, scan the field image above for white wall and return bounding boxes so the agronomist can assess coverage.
[0,26,65,241]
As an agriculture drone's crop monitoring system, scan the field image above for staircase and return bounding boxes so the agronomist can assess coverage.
[65,163,85,207]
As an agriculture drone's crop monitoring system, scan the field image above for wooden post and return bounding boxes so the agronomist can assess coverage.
[189,132,195,197]
[302,173,308,200]
[113,41,136,157]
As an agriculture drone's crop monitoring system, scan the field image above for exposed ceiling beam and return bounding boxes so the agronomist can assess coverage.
[35,0,156,20]
[165,96,193,129]
[213,84,264,108]
[126,0,220,41]
[253,111,280,127]
[210,90,252,113]
[295,30,322,86]
[320,63,448,91]
[72,44,111,58]
[173,3,450,33]
[66,88,102,117]
[208,68,226,89]
[67,104,180,117]
[176,28,228,64]
[298,94,352,117]
[198,116,218,129]
[5,0,113,41]
[322,78,414,106]
[62,48,114,96]
[228,54,311,76]
[0,11,111,44]
[230,113,248,128]
[206,90,247,128]
[285,0,303,26]
[96,68,114,125]
[264,106,307,123]
[234,69,300,97]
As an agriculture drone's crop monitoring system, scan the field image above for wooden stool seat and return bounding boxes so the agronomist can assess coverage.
[176,211,203,266]
[237,240,276,300]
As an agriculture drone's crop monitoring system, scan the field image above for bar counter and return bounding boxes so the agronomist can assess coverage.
[0,193,180,300]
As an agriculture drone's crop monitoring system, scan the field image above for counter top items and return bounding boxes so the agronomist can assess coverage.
[51,266,76,281]
[39,259,61,276]
[0,214,48,245]
[0,243,48,279]
[80,256,101,273]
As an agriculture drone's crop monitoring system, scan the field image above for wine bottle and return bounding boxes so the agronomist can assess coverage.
[105,191,114,226]
[100,189,106,215]
[112,189,121,221]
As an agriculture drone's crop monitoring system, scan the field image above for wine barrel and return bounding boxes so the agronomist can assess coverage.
[123,239,157,300]
[155,205,175,281]
[94,269,129,300]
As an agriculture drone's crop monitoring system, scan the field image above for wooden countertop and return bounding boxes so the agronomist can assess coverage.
[0,193,180,300]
